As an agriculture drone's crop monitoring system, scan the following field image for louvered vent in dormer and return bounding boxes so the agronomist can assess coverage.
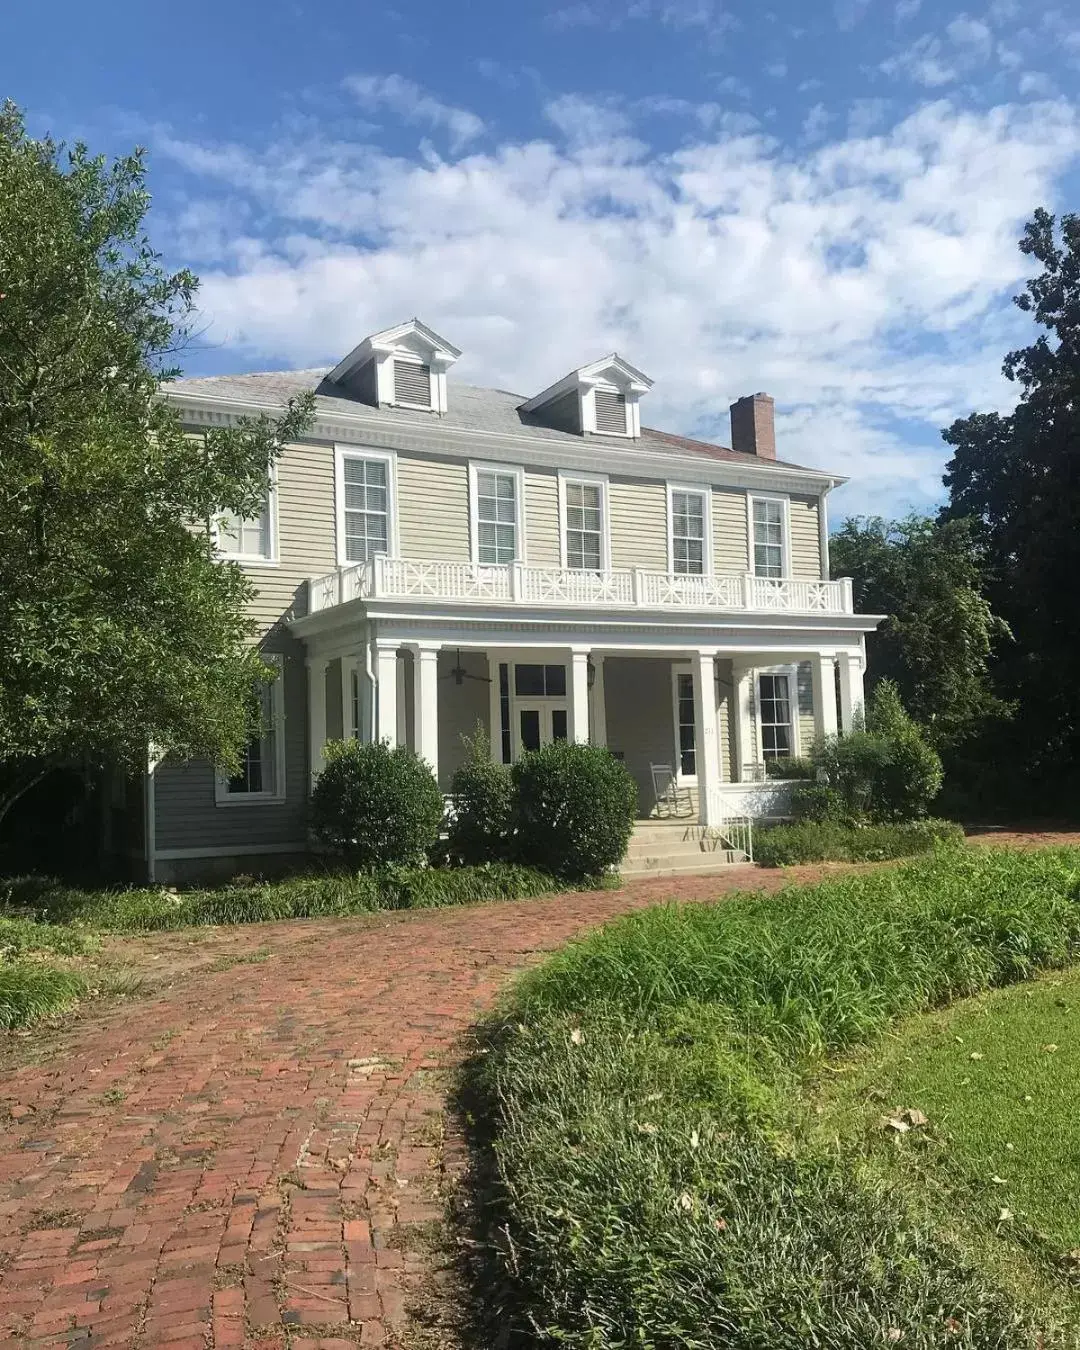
[393,359,432,407]
[594,387,628,434]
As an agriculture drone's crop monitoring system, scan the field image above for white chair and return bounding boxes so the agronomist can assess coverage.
[650,763,694,818]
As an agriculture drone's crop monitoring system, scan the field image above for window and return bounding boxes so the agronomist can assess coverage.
[339,453,392,565]
[563,478,606,571]
[499,663,512,763]
[216,491,274,563]
[676,671,696,777]
[670,489,707,575]
[758,673,793,760]
[514,664,566,697]
[752,497,787,578]
[594,387,628,434]
[471,464,523,565]
[217,654,286,804]
[393,358,432,407]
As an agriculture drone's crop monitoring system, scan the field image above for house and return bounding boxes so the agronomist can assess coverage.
[142,318,881,883]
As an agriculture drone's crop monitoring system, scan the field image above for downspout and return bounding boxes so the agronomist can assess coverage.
[363,632,376,742]
[144,748,157,884]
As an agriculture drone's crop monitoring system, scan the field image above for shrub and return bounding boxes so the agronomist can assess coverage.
[810,730,891,822]
[789,782,846,823]
[446,727,515,865]
[766,755,814,780]
[866,680,944,820]
[754,816,964,867]
[512,741,637,881]
[465,847,1080,1345]
[309,739,444,870]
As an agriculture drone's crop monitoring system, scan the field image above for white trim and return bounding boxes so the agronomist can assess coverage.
[334,444,398,568]
[747,491,792,580]
[215,653,287,806]
[144,751,158,883]
[155,841,309,861]
[666,482,714,576]
[754,662,801,761]
[670,661,698,784]
[468,460,527,566]
[557,470,611,572]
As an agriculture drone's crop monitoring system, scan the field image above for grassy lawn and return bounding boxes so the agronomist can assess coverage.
[812,961,1080,1291]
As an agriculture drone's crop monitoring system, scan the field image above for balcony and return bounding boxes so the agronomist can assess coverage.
[307,556,855,618]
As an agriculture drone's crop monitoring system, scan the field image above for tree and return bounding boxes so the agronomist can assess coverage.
[830,514,1010,749]
[0,102,314,828]
[941,209,1080,794]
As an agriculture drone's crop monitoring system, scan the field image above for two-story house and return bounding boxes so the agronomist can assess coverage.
[142,318,881,883]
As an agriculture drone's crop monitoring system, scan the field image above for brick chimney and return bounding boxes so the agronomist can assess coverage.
[730,392,776,460]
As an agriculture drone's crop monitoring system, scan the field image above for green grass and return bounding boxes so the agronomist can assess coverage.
[462,846,1080,1347]
[754,816,964,867]
[813,961,1080,1266]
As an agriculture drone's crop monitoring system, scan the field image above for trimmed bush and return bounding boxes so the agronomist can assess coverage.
[447,727,515,865]
[310,738,444,869]
[754,816,964,867]
[866,679,944,820]
[465,847,1080,1346]
[766,754,814,780]
[789,782,845,823]
[512,741,637,882]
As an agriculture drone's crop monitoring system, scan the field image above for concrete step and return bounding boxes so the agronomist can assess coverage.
[621,854,751,879]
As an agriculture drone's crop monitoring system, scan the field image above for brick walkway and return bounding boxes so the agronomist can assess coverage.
[1,841,1077,1349]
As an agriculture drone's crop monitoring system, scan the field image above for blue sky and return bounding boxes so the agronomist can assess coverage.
[3,0,1079,517]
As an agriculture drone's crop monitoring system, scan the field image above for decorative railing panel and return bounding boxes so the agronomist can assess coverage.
[307,559,854,618]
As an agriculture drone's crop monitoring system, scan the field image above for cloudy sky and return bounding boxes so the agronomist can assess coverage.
[4,0,1079,517]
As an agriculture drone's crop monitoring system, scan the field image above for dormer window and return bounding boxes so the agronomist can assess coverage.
[393,358,432,408]
[594,387,628,435]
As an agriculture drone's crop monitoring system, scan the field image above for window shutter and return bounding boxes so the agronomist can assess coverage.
[393,359,432,406]
[594,388,627,434]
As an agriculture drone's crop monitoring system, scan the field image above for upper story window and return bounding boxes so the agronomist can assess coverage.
[751,496,788,578]
[215,489,275,564]
[393,358,432,408]
[593,387,628,435]
[670,488,708,576]
[336,448,396,566]
[471,464,522,565]
[217,653,286,804]
[561,475,607,571]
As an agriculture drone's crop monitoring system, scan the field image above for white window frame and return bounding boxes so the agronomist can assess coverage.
[468,461,526,566]
[335,445,398,568]
[389,354,436,410]
[666,482,713,576]
[670,663,698,784]
[557,470,611,572]
[216,652,287,806]
[747,492,791,580]
[755,663,801,763]
[212,466,279,567]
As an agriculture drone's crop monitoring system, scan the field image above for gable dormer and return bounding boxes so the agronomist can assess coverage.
[327,318,461,414]
[519,354,653,439]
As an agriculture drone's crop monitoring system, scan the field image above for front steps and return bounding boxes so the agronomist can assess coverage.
[621,819,753,880]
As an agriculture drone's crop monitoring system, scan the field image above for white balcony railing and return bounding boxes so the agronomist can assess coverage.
[308,556,855,618]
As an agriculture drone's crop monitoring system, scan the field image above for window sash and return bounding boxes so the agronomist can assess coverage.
[565,481,604,571]
[217,496,272,560]
[672,490,706,575]
[752,498,785,579]
[676,671,696,777]
[224,661,283,798]
[758,673,793,759]
[343,457,390,563]
[476,470,518,564]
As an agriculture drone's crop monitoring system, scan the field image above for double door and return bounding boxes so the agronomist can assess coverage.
[514,703,568,755]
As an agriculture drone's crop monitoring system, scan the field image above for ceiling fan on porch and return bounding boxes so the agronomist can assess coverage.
[439,649,492,687]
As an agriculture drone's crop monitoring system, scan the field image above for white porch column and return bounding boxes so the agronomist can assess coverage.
[694,651,722,826]
[731,664,755,783]
[375,645,399,746]
[838,650,865,732]
[589,654,607,747]
[811,653,839,742]
[307,655,329,781]
[410,644,441,781]
[569,648,591,744]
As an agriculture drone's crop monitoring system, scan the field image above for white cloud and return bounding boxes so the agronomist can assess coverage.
[549,0,733,34]
[765,60,788,78]
[344,74,484,151]
[154,95,1080,519]
[882,13,996,86]
[802,103,831,141]
[895,0,922,20]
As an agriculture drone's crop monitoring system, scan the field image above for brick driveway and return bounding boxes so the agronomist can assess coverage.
[0,843,1075,1349]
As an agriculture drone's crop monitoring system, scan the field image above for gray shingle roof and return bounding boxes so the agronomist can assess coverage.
[167,368,817,474]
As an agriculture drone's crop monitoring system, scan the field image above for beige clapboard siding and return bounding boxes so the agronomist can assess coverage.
[397,454,470,560]
[713,488,748,574]
[716,658,737,781]
[609,477,668,571]
[789,495,822,580]
[525,470,561,564]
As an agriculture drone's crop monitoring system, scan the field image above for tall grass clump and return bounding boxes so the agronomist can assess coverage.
[0,963,86,1029]
[463,847,1080,1346]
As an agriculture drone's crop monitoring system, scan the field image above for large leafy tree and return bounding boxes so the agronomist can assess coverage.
[941,209,1080,789]
[0,103,314,827]
[831,514,1010,749]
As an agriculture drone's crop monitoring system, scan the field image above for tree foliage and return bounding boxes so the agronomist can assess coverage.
[0,102,313,823]
[831,514,1010,749]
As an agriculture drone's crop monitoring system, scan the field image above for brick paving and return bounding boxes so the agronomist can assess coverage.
[1,840,1078,1348]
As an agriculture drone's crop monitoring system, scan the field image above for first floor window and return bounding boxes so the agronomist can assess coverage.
[565,480,604,570]
[752,497,785,578]
[672,490,706,575]
[476,469,518,564]
[216,493,273,561]
[219,655,284,802]
[758,673,793,760]
[343,456,390,563]
[676,672,696,777]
